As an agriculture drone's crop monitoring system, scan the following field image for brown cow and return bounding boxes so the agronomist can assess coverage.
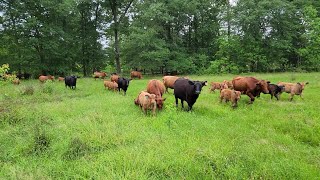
[146,79,166,109]
[39,75,54,83]
[220,89,241,107]
[130,71,143,79]
[58,77,65,81]
[110,74,119,82]
[278,82,308,101]
[162,76,180,93]
[12,79,20,85]
[93,71,107,80]
[232,76,270,103]
[134,91,157,115]
[223,80,233,89]
[209,82,221,93]
[104,80,118,91]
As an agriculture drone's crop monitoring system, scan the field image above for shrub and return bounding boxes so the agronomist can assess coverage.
[32,129,51,155]
[20,85,35,95]
[41,81,54,94]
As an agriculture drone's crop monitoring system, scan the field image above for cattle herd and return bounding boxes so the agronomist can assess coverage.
[6,70,308,116]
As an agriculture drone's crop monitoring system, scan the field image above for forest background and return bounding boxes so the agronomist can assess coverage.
[1,0,320,76]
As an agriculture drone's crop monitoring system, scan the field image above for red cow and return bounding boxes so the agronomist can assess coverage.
[130,71,143,79]
[232,76,269,103]
[93,71,107,79]
[110,74,119,82]
[39,75,55,83]
[146,79,166,109]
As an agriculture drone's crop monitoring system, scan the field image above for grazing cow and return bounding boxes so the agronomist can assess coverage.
[65,75,77,89]
[174,78,207,111]
[12,79,20,85]
[93,71,107,80]
[134,91,157,115]
[110,74,120,82]
[117,77,131,95]
[209,82,221,93]
[39,75,54,83]
[147,79,166,109]
[278,82,308,101]
[58,77,65,81]
[130,71,143,79]
[104,80,118,91]
[267,84,284,100]
[220,89,241,108]
[232,76,269,104]
[162,76,180,93]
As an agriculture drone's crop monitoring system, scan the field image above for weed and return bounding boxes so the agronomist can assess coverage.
[63,138,90,160]
[20,85,35,95]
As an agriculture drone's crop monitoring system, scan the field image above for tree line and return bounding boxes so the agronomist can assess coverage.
[1,0,320,77]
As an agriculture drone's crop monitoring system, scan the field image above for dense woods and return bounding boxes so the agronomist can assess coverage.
[1,0,320,76]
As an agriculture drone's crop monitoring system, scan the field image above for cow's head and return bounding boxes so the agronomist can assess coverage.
[299,82,309,91]
[155,96,166,109]
[189,80,207,94]
[256,80,269,94]
[234,90,241,101]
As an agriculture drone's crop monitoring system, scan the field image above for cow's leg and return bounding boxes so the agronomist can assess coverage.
[175,97,179,107]
[220,96,223,103]
[166,87,169,94]
[289,93,294,101]
[181,100,184,109]
[247,92,255,104]
[300,93,304,100]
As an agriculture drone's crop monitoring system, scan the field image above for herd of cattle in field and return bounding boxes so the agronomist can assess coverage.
[7,70,309,115]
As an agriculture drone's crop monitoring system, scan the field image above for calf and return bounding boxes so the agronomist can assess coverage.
[174,78,207,111]
[12,79,20,85]
[58,77,65,81]
[267,84,284,100]
[134,91,157,115]
[65,75,77,89]
[220,89,241,107]
[104,80,118,91]
[110,74,119,82]
[278,82,308,101]
[209,82,221,93]
[117,77,131,95]
[147,79,166,109]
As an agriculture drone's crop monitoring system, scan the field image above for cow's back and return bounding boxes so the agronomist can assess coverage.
[173,78,189,99]
[147,79,165,96]
[232,77,258,92]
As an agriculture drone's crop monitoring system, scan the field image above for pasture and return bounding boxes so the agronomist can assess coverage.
[0,72,319,179]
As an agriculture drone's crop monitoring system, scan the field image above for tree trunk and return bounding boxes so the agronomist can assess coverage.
[114,22,121,74]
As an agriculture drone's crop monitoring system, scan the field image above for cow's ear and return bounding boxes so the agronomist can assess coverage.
[202,81,207,86]
[188,80,195,85]
[267,81,270,83]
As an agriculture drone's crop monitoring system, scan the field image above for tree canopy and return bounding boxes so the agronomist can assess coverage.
[1,0,319,76]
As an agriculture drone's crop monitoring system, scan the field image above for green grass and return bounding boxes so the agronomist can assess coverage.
[0,72,319,179]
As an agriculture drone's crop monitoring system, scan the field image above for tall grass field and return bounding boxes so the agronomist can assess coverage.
[0,72,319,179]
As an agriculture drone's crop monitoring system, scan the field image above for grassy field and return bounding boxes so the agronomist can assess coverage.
[0,72,319,179]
